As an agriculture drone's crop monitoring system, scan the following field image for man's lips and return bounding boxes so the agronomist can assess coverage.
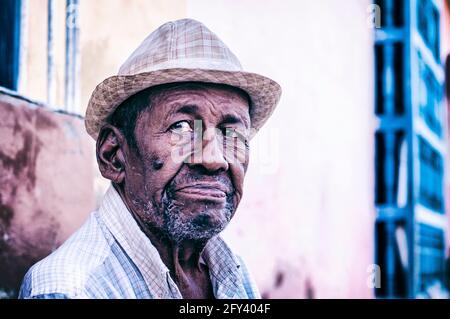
[173,182,229,202]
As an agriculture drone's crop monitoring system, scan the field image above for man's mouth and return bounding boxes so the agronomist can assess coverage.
[173,182,229,203]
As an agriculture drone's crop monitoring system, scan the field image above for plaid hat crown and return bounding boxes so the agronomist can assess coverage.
[119,18,243,75]
[85,19,281,140]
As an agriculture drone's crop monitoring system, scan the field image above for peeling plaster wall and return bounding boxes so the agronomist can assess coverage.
[0,92,95,297]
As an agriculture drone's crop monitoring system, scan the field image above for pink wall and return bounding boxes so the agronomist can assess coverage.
[0,91,95,297]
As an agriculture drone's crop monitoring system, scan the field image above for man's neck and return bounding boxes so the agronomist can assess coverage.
[113,183,215,298]
[142,225,208,274]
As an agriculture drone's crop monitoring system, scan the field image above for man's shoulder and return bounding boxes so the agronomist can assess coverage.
[19,212,113,298]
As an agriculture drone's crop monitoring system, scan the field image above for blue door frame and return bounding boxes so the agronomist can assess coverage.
[374,0,447,298]
[0,0,22,91]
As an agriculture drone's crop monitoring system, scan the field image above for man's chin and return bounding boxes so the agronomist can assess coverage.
[164,209,232,243]
[191,210,229,229]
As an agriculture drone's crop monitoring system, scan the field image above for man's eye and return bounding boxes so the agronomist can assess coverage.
[225,128,247,142]
[169,120,192,133]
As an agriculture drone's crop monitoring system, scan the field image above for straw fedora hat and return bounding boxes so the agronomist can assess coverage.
[85,18,282,140]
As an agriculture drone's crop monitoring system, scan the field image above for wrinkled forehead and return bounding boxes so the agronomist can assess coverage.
[149,82,251,113]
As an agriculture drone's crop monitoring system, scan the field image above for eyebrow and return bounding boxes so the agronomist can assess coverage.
[174,104,199,116]
[170,103,249,127]
[221,114,248,128]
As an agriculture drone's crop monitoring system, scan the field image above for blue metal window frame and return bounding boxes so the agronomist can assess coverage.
[0,0,22,90]
[374,0,447,298]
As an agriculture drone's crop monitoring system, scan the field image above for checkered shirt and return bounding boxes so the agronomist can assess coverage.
[18,185,260,299]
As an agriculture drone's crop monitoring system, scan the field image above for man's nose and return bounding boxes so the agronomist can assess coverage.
[190,128,229,173]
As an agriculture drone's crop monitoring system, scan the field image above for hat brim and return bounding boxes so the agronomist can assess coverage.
[85,68,282,140]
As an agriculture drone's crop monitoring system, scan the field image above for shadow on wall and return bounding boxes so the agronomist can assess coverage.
[0,90,95,298]
[261,271,315,299]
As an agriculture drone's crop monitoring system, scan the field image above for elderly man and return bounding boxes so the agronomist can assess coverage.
[19,19,281,299]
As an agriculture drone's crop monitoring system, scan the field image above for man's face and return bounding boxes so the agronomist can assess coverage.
[122,84,250,243]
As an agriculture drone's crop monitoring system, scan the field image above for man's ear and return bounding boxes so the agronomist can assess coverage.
[96,124,127,184]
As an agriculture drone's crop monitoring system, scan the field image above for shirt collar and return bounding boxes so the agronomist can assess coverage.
[98,184,246,298]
